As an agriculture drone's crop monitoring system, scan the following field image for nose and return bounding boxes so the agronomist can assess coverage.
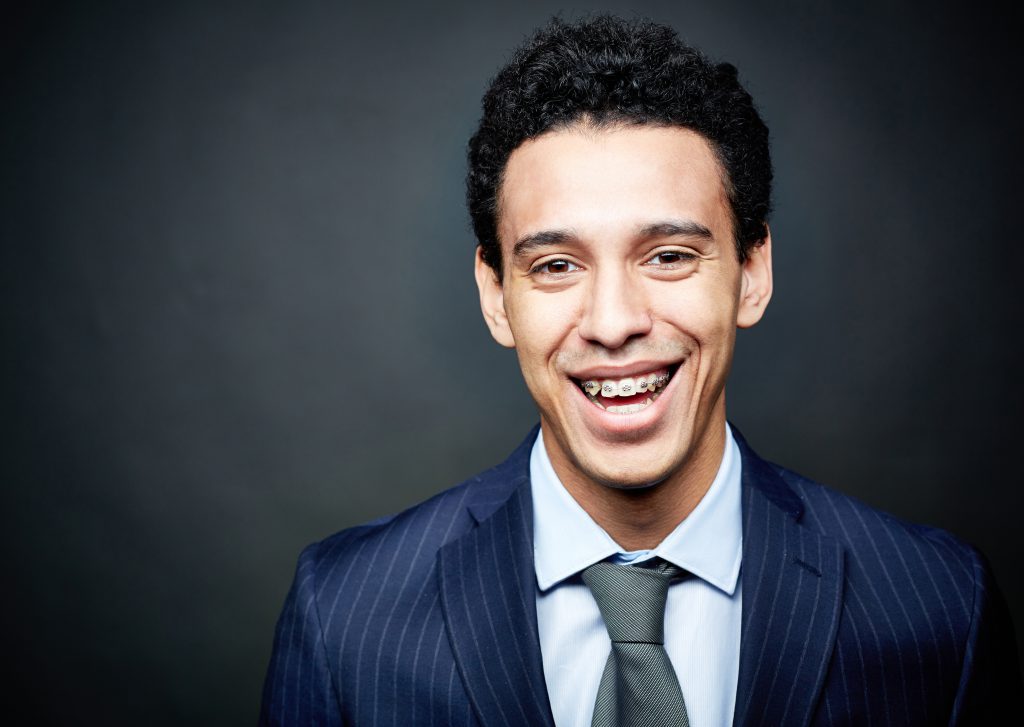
[576,266,653,349]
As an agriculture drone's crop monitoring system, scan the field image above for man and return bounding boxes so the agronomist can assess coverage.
[260,15,1020,726]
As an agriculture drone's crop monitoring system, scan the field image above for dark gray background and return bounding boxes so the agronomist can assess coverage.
[3,0,1021,723]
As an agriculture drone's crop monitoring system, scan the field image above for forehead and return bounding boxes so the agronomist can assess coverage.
[497,124,732,250]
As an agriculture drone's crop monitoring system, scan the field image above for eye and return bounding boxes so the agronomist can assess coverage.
[645,250,697,267]
[531,259,580,275]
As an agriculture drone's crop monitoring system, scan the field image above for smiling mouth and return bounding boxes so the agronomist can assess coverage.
[572,365,677,414]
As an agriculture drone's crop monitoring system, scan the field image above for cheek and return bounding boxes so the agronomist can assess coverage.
[657,278,739,347]
[508,291,578,348]
[506,292,579,386]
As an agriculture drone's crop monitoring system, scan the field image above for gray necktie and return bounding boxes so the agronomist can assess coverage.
[582,559,690,727]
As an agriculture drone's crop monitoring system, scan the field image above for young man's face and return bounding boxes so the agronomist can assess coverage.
[476,124,772,492]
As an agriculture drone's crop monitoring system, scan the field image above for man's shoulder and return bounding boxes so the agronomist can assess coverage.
[295,428,537,601]
[733,427,980,578]
[279,474,498,646]
[763,457,1020,697]
[298,477,485,591]
[770,459,981,583]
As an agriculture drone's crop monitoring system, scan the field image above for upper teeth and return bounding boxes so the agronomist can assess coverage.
[581,371,670,398]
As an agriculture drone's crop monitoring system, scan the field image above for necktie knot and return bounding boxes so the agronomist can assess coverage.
[582,559,684,644]
[581,558,690,726]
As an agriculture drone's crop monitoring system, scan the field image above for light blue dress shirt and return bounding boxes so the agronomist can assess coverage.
[531,425,743,727]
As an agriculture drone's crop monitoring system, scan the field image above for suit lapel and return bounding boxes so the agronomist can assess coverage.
[732,433,845,727]
[437,426,844,727]
[437,432,556,727]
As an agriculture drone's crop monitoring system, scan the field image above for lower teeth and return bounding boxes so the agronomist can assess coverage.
[605,399,654,414]
[587,391,661,413]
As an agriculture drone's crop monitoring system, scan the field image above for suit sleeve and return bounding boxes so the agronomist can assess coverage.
[950,546,1023,722]
[260,543,344,726]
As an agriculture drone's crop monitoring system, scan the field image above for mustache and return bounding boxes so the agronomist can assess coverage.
[555,339,691,371]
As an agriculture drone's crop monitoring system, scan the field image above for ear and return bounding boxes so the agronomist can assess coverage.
[736,227,774,329]
[474,247,516,348]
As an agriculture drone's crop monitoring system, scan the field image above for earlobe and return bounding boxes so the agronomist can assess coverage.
[737,229,774,329]
[474,247,516,348]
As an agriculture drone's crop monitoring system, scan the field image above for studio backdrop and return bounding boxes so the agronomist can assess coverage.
[3,1,1021,723]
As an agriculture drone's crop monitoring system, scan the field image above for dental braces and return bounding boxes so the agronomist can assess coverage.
[582,372,670,398]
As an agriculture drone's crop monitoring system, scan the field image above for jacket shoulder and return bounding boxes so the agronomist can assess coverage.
[299,427,536,586]
[771,460,984,675]
[774,463,977,575]
[285,429,535,648]
[301,476,480,594]
[767,462,1022,716]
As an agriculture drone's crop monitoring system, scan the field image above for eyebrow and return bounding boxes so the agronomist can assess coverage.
[638,220,714,240]
[512,229,576,259]
[511,219,713,260]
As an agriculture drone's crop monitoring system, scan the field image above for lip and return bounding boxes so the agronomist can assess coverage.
[566,359,682,381]
[568,358,685,437]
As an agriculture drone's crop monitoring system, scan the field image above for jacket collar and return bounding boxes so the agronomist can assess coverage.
[731,429,845,727]
[464,425,539,525]
[437,425,555,727]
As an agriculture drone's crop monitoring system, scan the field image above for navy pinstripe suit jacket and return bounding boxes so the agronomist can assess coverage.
[260,427,1020,725]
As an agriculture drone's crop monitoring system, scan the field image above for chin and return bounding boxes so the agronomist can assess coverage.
[569,440,688,492]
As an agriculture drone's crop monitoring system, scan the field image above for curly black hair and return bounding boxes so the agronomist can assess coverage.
[467,15,772,275]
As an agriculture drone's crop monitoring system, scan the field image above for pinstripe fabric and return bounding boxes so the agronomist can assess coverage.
[438,476,555,727]
[260,425,1021,726]
[731,428,1021,725]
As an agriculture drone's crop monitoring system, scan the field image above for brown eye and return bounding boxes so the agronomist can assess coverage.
[532,259,580,275]
[647,251,696,266]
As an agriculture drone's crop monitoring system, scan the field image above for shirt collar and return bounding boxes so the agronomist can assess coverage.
[530,424,743,596]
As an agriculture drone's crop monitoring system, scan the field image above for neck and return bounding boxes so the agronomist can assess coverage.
[546,415,727,552]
